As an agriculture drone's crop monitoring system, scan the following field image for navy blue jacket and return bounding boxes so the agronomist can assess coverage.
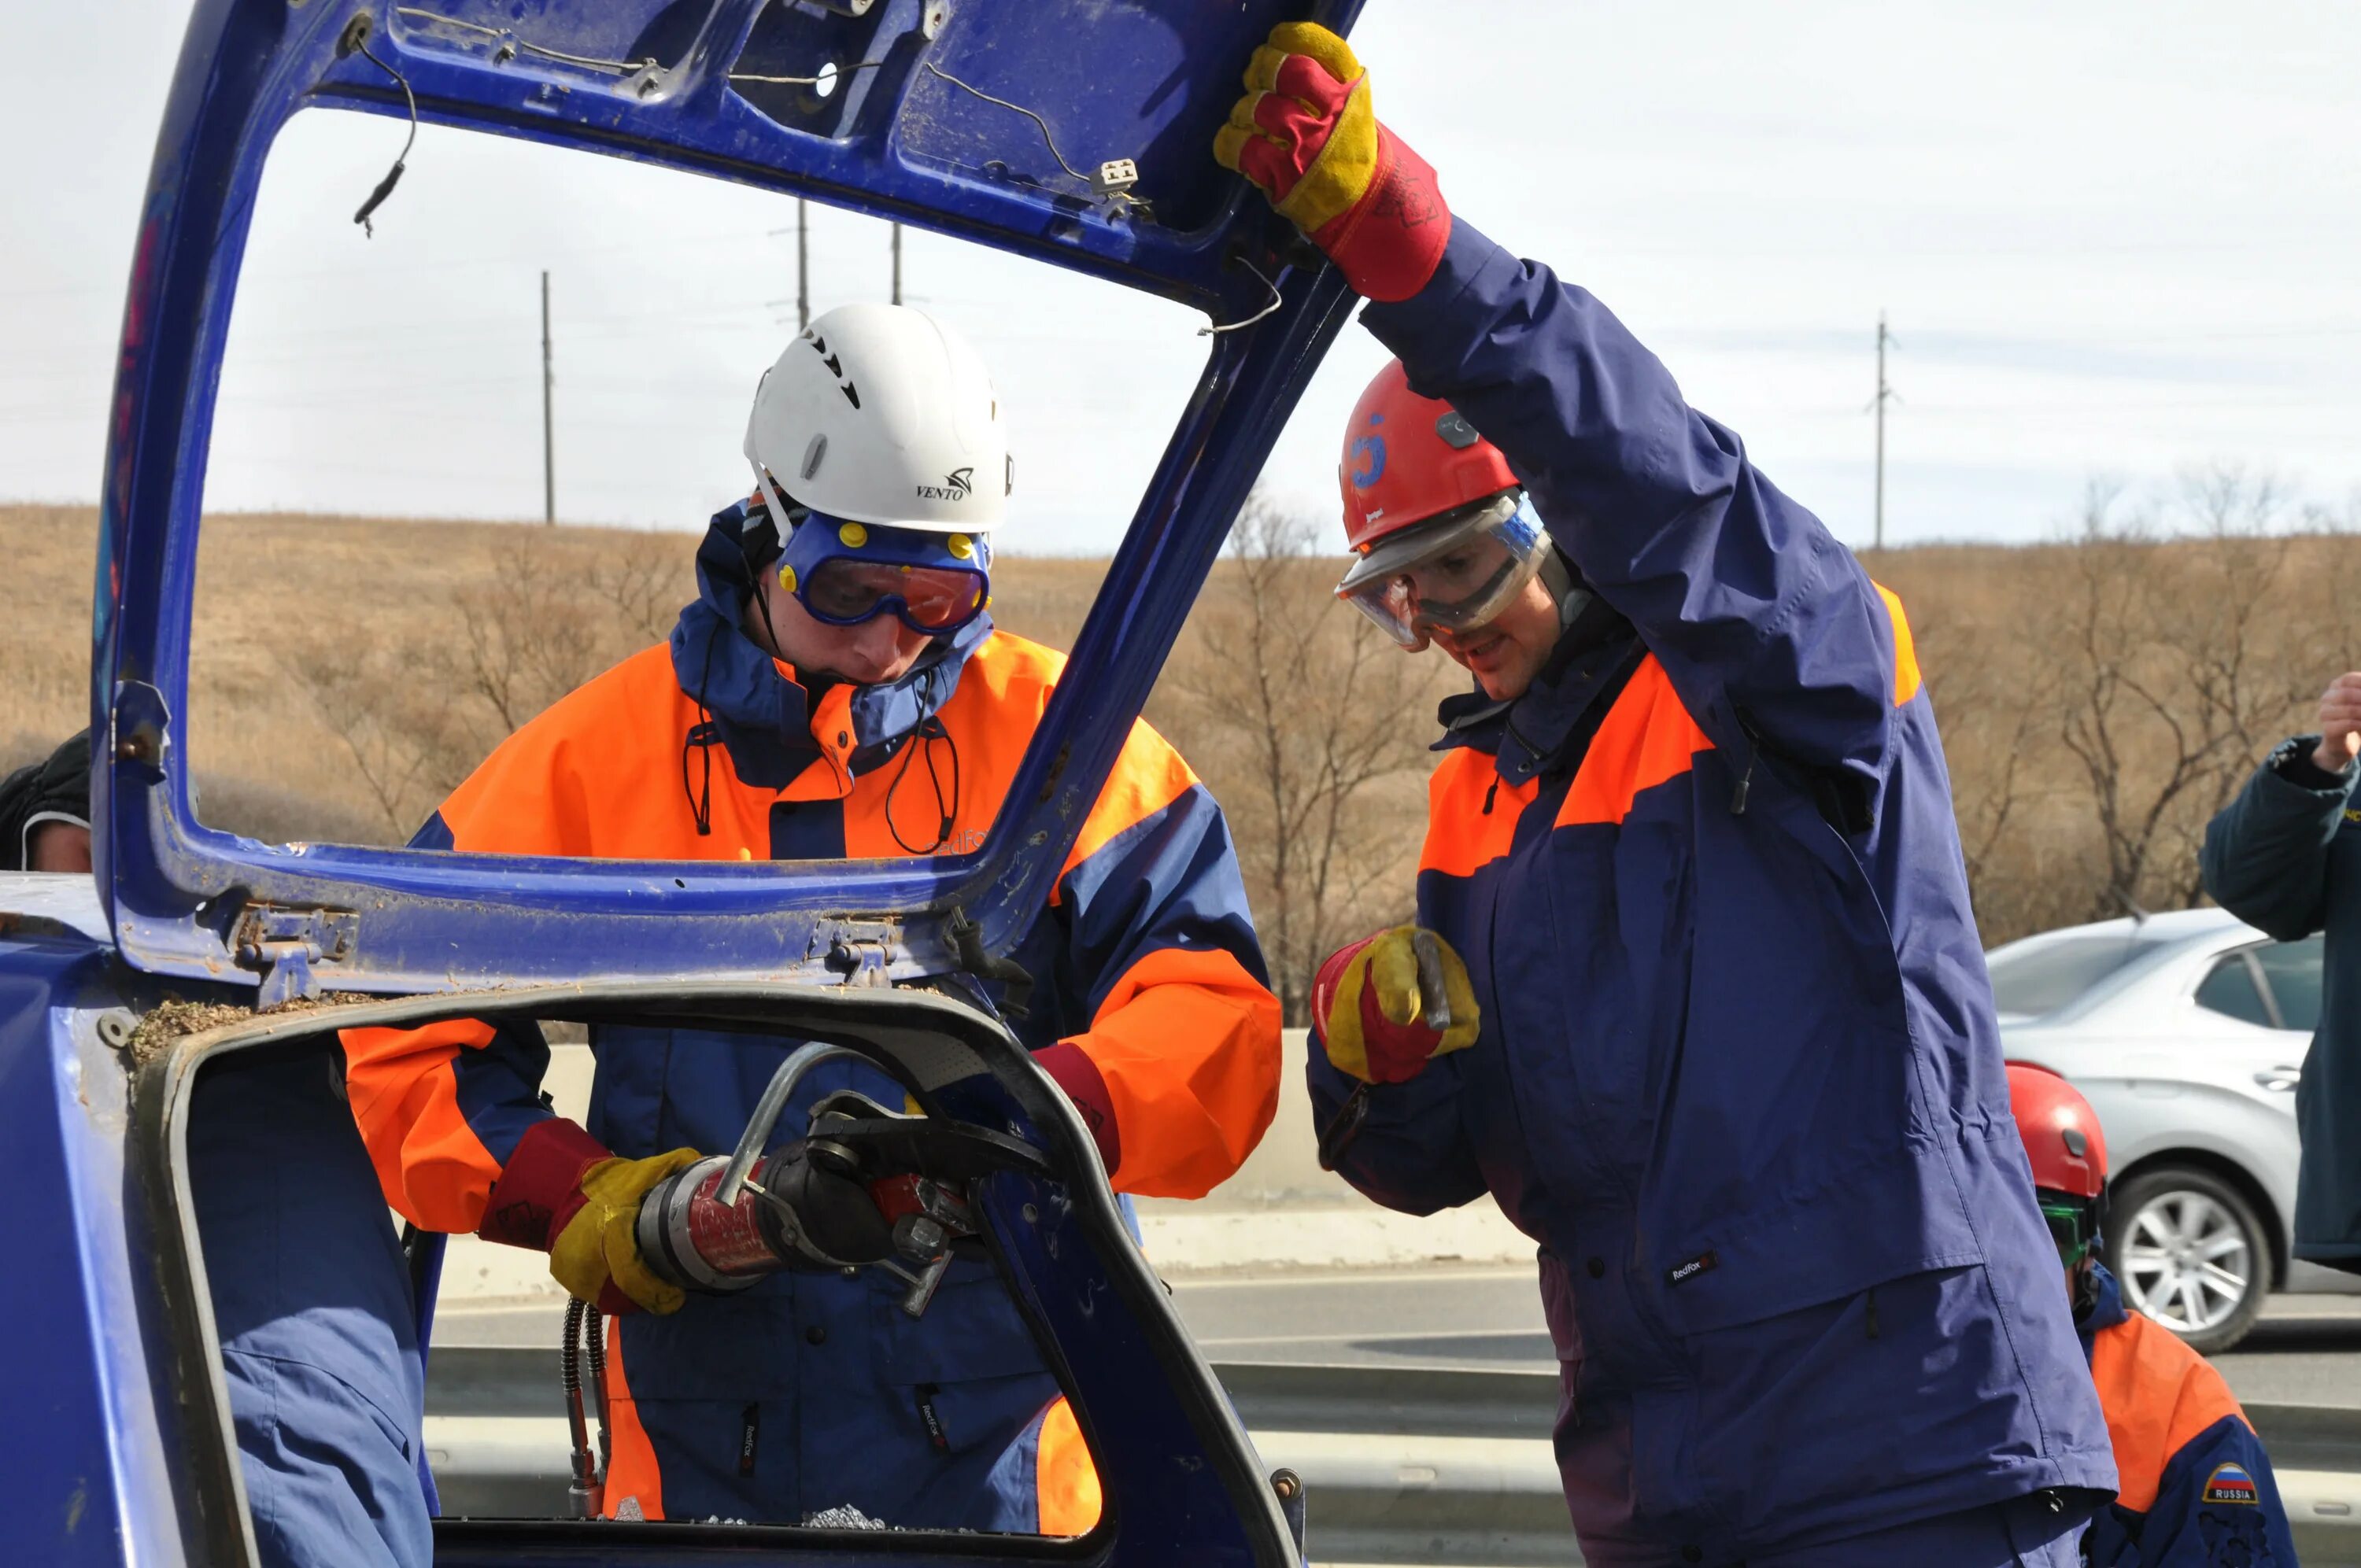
[2201,735,2361,1267]
[1307,221,2115,1559]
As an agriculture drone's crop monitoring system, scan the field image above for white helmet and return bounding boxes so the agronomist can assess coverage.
[743,301,1009,535]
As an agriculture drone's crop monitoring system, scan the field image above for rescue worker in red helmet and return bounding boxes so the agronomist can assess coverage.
[1218,23,2115,1566]
[321,303,1280,1537]
[2008,1064,2296,1565]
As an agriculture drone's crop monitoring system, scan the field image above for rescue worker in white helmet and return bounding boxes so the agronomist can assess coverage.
[205,303,1280,1562]
[1217,23,2115,1566]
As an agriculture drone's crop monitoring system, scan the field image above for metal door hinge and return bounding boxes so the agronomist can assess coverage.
[826,936,892,987]
[231,904,358,1008]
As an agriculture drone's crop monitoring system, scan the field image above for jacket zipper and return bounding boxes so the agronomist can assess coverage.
[1730,725,1759,815]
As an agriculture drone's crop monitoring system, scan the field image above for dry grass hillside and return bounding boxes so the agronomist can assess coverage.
[8,489,2357,1012]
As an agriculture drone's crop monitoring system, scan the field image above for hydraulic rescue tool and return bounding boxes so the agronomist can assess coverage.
[563,1042,1054,1513]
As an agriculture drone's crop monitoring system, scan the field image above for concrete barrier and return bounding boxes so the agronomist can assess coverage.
[420,1351,2361,1565]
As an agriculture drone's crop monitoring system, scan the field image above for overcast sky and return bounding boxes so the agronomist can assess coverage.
[5,2,2355,555]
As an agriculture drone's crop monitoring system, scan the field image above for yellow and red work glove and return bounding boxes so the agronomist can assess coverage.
[1213,23,1451,302]
[1313,925,1480,1085]
[477,1118,704,1317]
[548,1147,705,1317]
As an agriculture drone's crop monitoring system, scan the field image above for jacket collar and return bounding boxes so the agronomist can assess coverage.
[668,498,992,790]
[1434,596,1642,784]
[2074,1260,2126,1353]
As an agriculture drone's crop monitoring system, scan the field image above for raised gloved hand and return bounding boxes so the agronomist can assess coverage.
[1313,925,1480,1084]
[549,1146,707,1316]
[1213,22,1450,302]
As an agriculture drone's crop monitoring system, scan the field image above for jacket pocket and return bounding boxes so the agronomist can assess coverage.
[881,1253,1053,1389]
[1649,1140,1984,1340]
[1681,1262,2004,1545]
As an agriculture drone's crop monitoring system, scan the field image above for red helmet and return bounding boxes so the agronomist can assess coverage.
[2006,1062,2108,1200]
[1338,359,1519,553]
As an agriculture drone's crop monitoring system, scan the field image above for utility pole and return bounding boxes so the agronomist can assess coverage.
[541,269,555,526]
[890,221,903,306]
[1871,312,1897,551]
[796,198,811,330]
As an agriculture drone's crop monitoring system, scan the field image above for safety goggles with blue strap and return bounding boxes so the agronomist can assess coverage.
[776,513,992,636]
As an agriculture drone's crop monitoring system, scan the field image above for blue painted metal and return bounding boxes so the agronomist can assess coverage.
[95,978,1298,1565]
[93,0,1363,998]
[0,895,190,1564]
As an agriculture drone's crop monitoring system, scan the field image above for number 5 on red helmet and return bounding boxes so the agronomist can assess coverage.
[1314,926,1481,1083]
[1212,23,1452,303]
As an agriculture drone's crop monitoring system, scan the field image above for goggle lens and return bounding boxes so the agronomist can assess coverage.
[800,557,987,633]
[1336,497,1550,650]
[2039,1199,2095,1267]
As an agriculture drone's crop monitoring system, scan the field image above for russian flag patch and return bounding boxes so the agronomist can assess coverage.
[2202,1463,2259,1506]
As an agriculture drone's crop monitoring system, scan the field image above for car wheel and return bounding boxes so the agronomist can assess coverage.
[2104,1166,2270,1355]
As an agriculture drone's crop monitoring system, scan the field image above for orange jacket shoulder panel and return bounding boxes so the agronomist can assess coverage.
[1872,582,1923,707]
[1419,747,1538,879]
[435,644,777,860]
[1555,656,1716,829]
[939,629,1205,878]
[2089,1311,2250,1514]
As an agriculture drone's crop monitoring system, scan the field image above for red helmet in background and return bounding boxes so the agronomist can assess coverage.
[1338,359,1519,552]
[2006,1062,2108,1200]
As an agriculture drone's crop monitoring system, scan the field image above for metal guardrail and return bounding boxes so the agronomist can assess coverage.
[423,1350,2361,1566]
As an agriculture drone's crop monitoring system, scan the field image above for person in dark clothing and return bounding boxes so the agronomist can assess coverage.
[0,730,92,873]
[2201,670,2361,1271]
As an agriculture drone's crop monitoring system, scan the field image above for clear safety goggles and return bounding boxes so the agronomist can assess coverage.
[778,513,991,636]
[1335,492,1549,651]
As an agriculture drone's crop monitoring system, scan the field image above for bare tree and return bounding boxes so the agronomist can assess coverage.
[1161,496,1448,1023]
[2040,469,2310,919]
[276,638,469,837]
[275,534,692,840]
[451,541,617,737]
[586,530,694,645]
[1921,616,2050,897]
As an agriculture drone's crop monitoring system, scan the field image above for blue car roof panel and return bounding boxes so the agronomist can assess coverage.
[93,0,1363,997]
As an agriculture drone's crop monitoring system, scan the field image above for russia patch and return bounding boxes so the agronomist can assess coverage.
[2201,1462,2259,1505]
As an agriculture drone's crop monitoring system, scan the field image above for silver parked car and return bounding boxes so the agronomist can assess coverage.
[1990,907,2322,1353]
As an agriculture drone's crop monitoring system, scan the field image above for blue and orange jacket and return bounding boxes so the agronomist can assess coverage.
[1306,220,2117,1558]
[338,502,1281,1531]
[2078,1264,2293,1565]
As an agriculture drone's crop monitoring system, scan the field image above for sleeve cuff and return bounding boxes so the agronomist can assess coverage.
[477,1117,611,1251]
[2272,735,2357,793]
[1034,1041,1121,1178]
[1356,217,1520,375]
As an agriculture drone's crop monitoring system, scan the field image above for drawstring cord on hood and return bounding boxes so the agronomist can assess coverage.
[681,622,723,836]
[885,715,962,854]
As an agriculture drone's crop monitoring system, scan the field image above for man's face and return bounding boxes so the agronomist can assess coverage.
[756,569,933,685]
[28,821,91,874]
[1428,575,1561,701]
